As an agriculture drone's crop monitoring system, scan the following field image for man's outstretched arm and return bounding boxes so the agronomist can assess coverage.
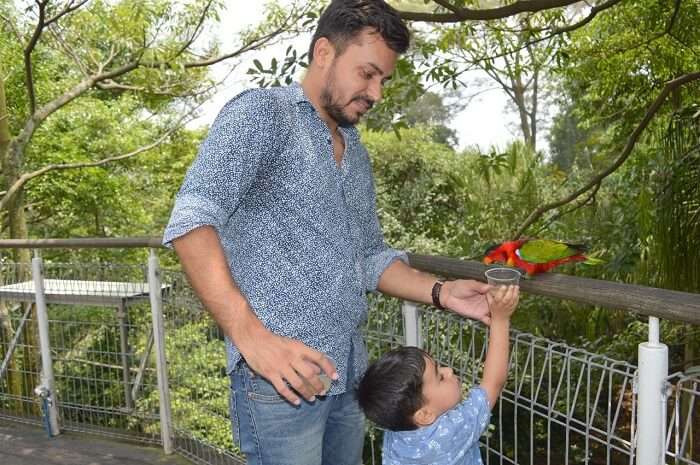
[377,259,492,325]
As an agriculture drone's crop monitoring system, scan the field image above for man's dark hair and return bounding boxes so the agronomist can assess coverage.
[308,0,410,62]
[356,346,428,431]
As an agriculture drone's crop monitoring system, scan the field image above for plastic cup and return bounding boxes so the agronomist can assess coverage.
[319,373,332,392]
[485,267,521,287]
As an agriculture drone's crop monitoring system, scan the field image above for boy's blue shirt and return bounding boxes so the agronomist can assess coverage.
[382,387,491,465]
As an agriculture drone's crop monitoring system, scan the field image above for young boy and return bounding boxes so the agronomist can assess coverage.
[357,285,519,465]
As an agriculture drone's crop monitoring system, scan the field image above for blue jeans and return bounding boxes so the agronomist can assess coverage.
[230,362,365,465]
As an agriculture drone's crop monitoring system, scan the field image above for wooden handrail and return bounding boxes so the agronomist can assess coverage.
[0,237,166,249]
[408,254,700,326]
[0,238,697,325]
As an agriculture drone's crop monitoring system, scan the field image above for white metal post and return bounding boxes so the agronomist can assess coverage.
[148,249,173,454]
[31,250,60,436]
[116,300,133,410]
[401,301,423,348]
[636,316,668,465]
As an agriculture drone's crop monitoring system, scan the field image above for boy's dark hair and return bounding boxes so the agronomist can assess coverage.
[308,0,410,62]
[357,346,428,431]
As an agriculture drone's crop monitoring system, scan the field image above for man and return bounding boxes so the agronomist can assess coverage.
[163,1,492,464]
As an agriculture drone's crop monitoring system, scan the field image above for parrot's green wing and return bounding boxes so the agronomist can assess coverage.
[518,239,586,264]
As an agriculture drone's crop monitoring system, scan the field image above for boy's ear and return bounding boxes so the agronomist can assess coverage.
[413,406,436,427]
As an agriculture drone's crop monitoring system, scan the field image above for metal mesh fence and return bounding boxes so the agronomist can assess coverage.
[159,269,244,465]
[0,261,698,465]
[664,372,700,464]
[0,261,161,442]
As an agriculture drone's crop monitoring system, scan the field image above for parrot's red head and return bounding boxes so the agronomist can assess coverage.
[483,240,526,267]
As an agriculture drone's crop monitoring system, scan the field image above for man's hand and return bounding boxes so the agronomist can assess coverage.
[440,279,492,325]
[236,323,338,405]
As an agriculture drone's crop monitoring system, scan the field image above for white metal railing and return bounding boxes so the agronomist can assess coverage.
[0,242,697,465]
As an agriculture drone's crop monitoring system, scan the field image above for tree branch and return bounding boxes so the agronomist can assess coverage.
[0,114,191,212]
[47,26,90,77]
[44,0,89,26]
[531,0,623,36]
[0,11,24,43]
[455,0,623,66]
[532,180,601,236]
[14,1,299,162]
[183,21,290,69]
[13,61,140,161]
[36,61,139,120]
[24,1,48,114]
[173,0,214,58]
[399,0,581,22]
[512,71,700,239]
[95,78,218,100]
[431,0,461,15]
[593,0,682,58]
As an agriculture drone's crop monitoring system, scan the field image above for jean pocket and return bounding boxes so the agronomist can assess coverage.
[242,363,287,404]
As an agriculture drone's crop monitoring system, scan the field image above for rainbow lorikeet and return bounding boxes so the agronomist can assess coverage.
[483,239,602,276]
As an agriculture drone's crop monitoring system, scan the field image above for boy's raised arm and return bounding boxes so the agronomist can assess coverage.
[480,285,519,408]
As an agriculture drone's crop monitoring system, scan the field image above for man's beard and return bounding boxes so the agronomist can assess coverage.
[320,65,374,127]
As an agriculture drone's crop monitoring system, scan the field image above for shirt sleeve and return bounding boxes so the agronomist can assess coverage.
[362,223,408,292]
[163,89,283,247]
[355,148,408,292]
[449,386,491,449]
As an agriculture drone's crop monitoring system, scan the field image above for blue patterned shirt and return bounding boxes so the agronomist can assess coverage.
[163,83,407,394]
[383,387,491,465]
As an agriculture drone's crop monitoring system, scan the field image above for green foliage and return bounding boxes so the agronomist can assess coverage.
[365,123,692,361]
[547,99,597,172]
[553,0,700,158]
[363,127,473,255]
[652,106,700,293]
[1,0,307,256]
[140,318,233,450]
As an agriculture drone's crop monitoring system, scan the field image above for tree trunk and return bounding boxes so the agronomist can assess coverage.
[3,144,31,264]
[1,66,37,415]
[0,68,10,175]
[512,76,534,150]
[0,68,25,410]
[530,69,539,150]
[1,67,30,253]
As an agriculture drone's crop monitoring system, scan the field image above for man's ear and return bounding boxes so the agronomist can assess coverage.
[313,37,336,69]
[413,406,436,428]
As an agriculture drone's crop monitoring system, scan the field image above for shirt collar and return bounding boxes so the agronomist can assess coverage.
[288,83,358,139]
[289,82,311,105]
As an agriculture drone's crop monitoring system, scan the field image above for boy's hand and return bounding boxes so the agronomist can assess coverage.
[486,285,519,322]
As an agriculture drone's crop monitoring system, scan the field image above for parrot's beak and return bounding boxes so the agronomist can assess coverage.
[506,257,515,266]
[483,257,493,264]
